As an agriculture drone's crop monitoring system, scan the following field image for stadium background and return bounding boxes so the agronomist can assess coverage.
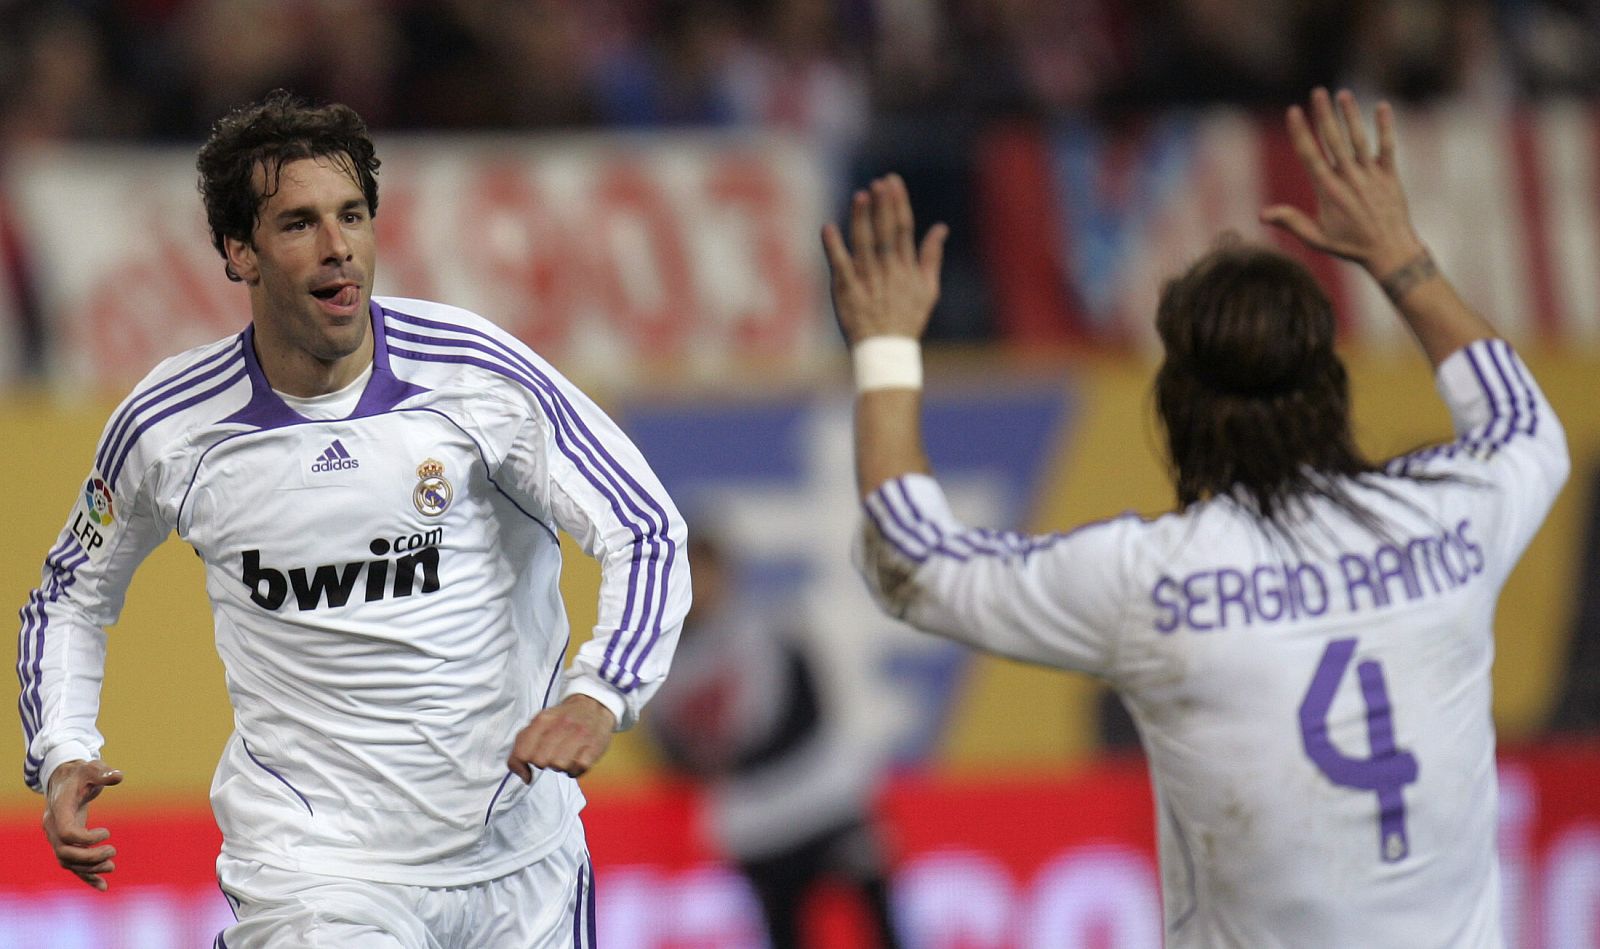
[3,1,1600,946]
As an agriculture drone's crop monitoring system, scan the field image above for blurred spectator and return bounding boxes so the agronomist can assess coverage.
[389,0,507,130]
[1508,0,1600,95]
[1342,0,1514,105]
[723,0,870,156]
[593,0,745,127]
[0,0,1592,147]
[474,0,606,128]
[1547,466,1600,735]
[146,0,318,138]
[1112,0,1350,109]
[647,533,902,949]
[0,3,140,142]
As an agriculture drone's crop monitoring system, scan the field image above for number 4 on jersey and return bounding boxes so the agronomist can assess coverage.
[1298,638,1420,863]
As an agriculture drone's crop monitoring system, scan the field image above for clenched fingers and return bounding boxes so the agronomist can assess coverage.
[507,696,616,781]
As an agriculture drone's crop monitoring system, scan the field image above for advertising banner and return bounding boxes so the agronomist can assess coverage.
[978,103,1600,350]
[4,133,830,392]
[3,749,1597,948]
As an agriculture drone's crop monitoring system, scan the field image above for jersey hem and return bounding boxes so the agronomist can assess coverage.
[216,809,581,887]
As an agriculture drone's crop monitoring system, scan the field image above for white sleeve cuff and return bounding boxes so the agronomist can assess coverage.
[38,741,100,794]
[558,674,630,732]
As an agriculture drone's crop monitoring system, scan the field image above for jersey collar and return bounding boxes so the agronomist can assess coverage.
[225,300,429,429]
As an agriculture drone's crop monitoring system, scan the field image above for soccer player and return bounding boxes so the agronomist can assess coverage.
[18,91,689,946]
[822,89,1568,946]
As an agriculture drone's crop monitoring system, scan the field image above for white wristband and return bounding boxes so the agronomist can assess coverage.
[852,336,922,392]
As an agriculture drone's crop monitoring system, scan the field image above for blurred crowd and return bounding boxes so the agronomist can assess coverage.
[2,0,1600,148]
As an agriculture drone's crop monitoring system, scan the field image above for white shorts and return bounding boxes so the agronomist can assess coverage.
[213,820,596,949]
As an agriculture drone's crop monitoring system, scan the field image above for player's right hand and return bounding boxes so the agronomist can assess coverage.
[821,173,948,347]
[43,759,123,891]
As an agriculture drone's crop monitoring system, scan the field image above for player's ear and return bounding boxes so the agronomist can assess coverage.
[224,235,258,285]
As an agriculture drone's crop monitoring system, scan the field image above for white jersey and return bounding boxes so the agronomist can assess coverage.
[856,339,1567,948]
[18,297,689,886]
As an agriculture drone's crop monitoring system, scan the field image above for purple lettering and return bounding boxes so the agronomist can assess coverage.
[1253,565,1287,622]
[1215,568,1252,629]
[1340,553,1387,611]
[1152,576,1181,633]
[1373,544,1419,603]
[1439,533,1469,585]
[1183,572,1215,632]
[1456,519,1484,575]
[1294,563,1329,616]
[1404,536,1447,595]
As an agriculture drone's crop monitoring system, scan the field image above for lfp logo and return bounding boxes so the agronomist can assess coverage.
[72,475,117,558]
[82,478,114,526]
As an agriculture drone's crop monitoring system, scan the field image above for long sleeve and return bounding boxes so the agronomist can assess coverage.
[495,365,690,732]
[1390,338,1569,573]
[855,474,1138,677]
[17,448,172,793]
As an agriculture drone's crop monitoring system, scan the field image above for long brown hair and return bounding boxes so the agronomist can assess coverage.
[1155,241,1386,532]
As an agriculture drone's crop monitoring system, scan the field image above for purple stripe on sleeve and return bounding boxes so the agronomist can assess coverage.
[21,543,89,757]
[17,592,47,743]
[888,480,946,551]
[1484,342,1523,448]
[387,342,654,685]
[867,488,935,560]
[382,314,675,529]
[16,536,73,740]
[384,311,680,685]
[862,499,929,564]
[1462,345,1502,455]
[1496,340,1540,437]
[895,488,990,560]
[108,362,249,490]
[611,544,665,676]
[892,482,1020,561]
[96,342,242,474]
[385,333,671,691]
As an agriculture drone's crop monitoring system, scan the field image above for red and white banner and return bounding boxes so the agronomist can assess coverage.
[4,745,1597,948]
[978,103,1600,350]
[5,133,830,392]
[0,190,29,387]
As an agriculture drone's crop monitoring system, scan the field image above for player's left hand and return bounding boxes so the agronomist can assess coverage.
[507,695,617,781]
[1260,87,1425,279]
[822,173,948,346]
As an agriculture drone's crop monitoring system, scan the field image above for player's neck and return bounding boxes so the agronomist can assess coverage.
[253,328,374,398]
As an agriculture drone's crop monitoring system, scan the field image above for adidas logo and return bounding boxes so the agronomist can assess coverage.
[310,439,360,473]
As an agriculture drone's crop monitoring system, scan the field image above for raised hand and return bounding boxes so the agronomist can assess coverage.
[44,759,123,891]
[1261,88,1426,279]
[821,174,948,346]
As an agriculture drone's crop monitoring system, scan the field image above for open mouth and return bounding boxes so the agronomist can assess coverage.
[311,284,360,307]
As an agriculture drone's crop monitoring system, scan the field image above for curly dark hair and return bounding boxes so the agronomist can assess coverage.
[196,89,380,282]
[1154,241,1388,534]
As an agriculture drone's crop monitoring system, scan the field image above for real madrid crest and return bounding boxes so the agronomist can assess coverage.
[413,458,453,517]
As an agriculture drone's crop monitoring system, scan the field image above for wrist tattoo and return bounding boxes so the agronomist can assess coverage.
[1379,251,1438,304]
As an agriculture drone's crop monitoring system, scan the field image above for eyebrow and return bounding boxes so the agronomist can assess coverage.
[270,198,368,225]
